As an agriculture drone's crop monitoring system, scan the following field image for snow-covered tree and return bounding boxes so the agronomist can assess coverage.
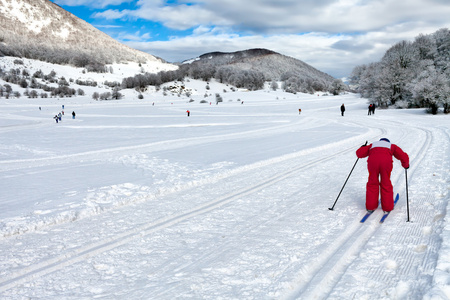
[270,80,278,91]
[329,79,346,95]
[351,28,450,113]
[432,28,450,76]
[379,40,418,105]
[111,87,123,100]
[410,64,450,114]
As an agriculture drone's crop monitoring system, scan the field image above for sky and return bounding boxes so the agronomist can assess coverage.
[51,0,450,78]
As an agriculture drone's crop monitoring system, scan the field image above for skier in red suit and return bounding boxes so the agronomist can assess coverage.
[356,138,409,212]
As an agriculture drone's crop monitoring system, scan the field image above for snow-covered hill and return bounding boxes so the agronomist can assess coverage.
[183,48,335,83]
[0,0,174,67]
[0,56,449,299]
[0,55,178,101]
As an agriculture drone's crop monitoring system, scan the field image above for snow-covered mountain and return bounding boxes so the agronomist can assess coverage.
[183,48,336,83]
[0,0,336,93]
[0,0,173,69]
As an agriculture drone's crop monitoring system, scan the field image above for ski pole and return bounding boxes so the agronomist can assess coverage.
[329,141,367,211]
[405,168,410,222]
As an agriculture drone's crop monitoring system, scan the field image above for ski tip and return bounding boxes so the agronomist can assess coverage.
[380,215,389,223]
[394,193,400,204]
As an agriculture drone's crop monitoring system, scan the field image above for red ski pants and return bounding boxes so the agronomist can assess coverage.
[366,156,394,212]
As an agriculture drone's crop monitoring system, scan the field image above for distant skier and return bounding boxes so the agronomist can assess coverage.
[186,110,190,117]
[58,112,62,121]
[298,108,302,115]
[371,103,376,114]
[368,104,373,115]
[356,138,409,213]
[340,104,345,116]
[72,111,76,119]
[54,115,59,123]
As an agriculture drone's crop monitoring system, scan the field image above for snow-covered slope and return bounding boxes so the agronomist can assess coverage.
[0,0,174,67]
[0,56,175,86]
[0,56,177,101]
[184,48,335,82]
[0,73,449,299]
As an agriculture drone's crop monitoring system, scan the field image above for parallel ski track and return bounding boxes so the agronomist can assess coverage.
[363,124,446,299]
[0,127,386,293]
[0,117,318,172]
[282,120,433,300]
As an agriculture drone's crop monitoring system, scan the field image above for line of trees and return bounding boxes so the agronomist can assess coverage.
[121,64,266,92]
[280,72,346,95]
[0,62,84,99]
[92,88,123,100]
[121,62,344,94]
[350,28,450,114]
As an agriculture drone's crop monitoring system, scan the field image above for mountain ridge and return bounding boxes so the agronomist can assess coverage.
[182,48,335,83]
[0,0,169,68]
[1,0,338,93]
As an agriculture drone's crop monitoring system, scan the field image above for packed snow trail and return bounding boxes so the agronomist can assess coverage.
[325,123,449,300]
[0,129,380,293]
[0,90,449,299]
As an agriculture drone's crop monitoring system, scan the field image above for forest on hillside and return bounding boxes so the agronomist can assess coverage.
[122,62,347,95]
[0,0,160,70]
[350,28,450,114]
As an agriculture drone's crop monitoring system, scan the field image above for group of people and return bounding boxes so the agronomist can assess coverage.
[339,103,376,116]
[53,112,63,123]
[298,103,377,117]
[52,105,76,123]
[368,103,376,115]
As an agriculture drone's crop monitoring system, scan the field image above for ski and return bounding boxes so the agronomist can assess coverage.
[380,193,400,223]
[360,210,374,223]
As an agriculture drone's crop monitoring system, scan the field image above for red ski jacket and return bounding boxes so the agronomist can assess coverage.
[356,140,409,169]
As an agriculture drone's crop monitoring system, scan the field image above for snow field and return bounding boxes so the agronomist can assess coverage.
[0,74,449,299]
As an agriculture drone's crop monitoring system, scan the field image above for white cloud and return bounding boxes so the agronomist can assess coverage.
[125,32,350,76]
[93,9,129,19]
[95,24,123,29]
[59,0,450,77]
[115,30,152,41]
[54,0,133,9]
[96,1,230,30]
[124,21,450,78]
[99,0,450,34]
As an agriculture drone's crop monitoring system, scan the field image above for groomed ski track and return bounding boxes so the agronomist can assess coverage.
[0,94,449,299]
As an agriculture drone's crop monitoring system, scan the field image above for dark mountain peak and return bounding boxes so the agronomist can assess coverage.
[199,49,278,60]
